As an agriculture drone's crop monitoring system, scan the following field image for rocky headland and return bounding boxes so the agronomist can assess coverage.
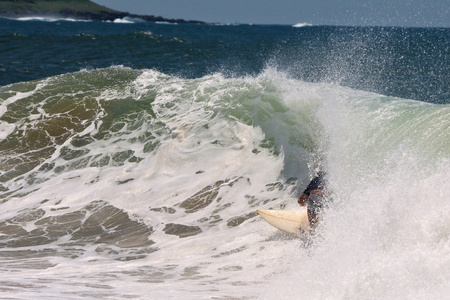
[0,0,206,24]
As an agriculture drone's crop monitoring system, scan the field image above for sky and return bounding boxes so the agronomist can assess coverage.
[92,0,449,27]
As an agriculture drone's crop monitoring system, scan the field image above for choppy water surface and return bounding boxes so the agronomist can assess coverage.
[0,18,449,299]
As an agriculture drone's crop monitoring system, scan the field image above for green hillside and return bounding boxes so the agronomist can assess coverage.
[0,0,123,19]
[0,0,205,23]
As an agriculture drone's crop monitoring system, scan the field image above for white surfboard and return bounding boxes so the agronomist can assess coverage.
[257,209,310,235]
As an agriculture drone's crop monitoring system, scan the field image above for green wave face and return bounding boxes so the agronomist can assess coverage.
[0,68,448,299]
[1,67,449,190]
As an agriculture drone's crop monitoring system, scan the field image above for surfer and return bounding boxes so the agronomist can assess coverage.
[298,171,327,230]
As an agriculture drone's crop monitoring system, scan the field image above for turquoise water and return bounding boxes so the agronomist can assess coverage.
[0,18,449,299]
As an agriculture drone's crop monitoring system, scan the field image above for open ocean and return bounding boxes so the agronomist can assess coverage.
[0,17,449,299]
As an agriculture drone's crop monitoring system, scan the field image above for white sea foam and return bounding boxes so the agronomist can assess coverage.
[113,18,134,24]
[0,68,448,299]
[0,79,49,140]
[0,122,14,140]
[15,16,91,22]
[293,22,313,27]
[263,74,450,299]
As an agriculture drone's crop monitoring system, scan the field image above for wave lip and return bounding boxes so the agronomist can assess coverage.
[0,67,448,299]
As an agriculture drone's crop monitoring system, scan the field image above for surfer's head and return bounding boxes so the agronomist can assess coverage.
[317,170,326,178]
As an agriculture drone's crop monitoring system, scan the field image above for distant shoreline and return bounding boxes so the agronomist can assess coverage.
[0,0,206,24]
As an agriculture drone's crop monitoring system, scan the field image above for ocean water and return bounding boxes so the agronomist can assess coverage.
[0,17,449,299]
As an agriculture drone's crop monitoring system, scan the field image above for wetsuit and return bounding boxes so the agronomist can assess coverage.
[303,175,325,196]
[303,173,326,228]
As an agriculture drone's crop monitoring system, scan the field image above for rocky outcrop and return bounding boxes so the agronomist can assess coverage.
[0,0,206,24]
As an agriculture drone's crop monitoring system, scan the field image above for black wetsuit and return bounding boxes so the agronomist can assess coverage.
[303,174,325,196]
[303,173,326,228]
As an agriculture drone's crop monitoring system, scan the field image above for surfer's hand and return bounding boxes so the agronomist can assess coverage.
[298,193,308,206]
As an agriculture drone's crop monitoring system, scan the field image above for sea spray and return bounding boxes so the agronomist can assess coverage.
[0,66,448,299]
[1,17,449,299]
[263,76,450,299]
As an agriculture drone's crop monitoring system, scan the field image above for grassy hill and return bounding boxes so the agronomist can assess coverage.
[0,0,126,20]
[0,0,205,23]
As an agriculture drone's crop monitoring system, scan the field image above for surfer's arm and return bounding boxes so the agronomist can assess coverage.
[298,193,308,206]
[298,189,324,206]
[309,189,325,196]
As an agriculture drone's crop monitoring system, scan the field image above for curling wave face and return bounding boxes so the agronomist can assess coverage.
[0,67,449,299]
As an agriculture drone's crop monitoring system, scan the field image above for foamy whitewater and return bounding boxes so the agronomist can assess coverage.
[0,67,448,299]
[0,18,449,299]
